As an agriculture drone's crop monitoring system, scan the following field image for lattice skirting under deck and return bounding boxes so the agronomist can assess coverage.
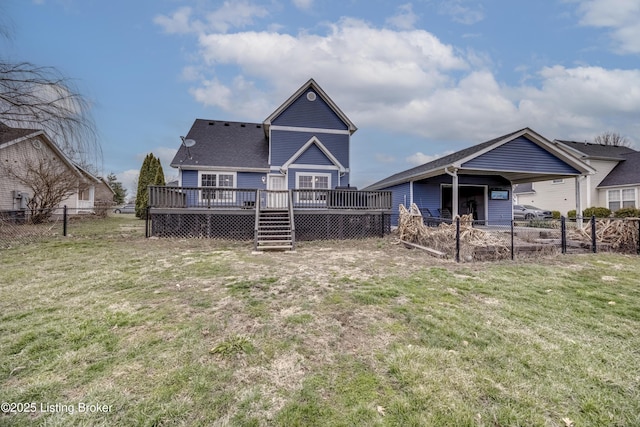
[149,211,390,240]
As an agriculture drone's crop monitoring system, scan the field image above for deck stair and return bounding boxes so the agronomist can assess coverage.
[254,208,295,251]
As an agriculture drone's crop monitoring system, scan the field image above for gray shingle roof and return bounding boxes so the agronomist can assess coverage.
[0,122,40,146]
[597,151,640,187]
[555,140,636,160]
[365,128,526,190]
[171,119,269,170]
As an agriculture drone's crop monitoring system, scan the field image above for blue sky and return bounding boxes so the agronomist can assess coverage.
[3,0,640,195]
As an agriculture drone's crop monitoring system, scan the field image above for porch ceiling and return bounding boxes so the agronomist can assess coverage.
[409,168,582,185]
[456,168,583,184]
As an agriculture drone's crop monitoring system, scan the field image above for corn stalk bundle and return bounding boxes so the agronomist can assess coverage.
[398,204,508,259]
[570,218,640,250]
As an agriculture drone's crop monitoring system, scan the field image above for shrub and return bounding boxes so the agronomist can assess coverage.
[582,206,611,218]
[614,207,640,218]
[567,210,576,219]
[551,210,561,219]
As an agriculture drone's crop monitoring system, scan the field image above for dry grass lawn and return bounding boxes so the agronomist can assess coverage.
[1,215,639,426]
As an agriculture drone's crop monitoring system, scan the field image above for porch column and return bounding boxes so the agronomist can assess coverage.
[575,176,584,228]
[445,167,459,218]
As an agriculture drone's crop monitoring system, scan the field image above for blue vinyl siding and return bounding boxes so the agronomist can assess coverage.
[383,174,512,225]
[295,144,334,166]
[462,137,581,174]
[237,172,266,189]
[181,169,198,187]
[272,90,348,130]
[413,182,440,217]
[385,182,411,226]
[271,130,349,168]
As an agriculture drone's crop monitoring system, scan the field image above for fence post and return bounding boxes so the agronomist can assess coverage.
[637,219,640,255]
[591,215,597,253]
[561,216,567,254]
[63,205,68,237]
[145,206,150,238]
[510,219,514,261]
[455,216,460,263]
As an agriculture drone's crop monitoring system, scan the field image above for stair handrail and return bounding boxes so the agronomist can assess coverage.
[253,189,261,251]
[288,189,296,251]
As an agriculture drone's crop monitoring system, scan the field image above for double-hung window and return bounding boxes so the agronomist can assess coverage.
[607,188,636,211]
[200,172,235,203]
[297,173,330,204]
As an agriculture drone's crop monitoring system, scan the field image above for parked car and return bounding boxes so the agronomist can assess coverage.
[113,204,136,214]
[513,204,553,220]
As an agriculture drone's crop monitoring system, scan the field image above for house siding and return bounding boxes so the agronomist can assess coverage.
[237,172,267,189]
[462,137,581,174]
[271,90,348,131]
[271,130,349,168]
[382,175,511,225]
[294,143,335,166]
[515,159,621,216]
[386,182,411,226]
[0,135,85,211]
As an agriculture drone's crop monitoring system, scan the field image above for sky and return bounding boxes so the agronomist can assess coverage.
[3,0,640,196]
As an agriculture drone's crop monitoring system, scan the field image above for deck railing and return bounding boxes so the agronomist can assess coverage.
[148,186,258,209]
[291,189,391,210]
[149,186,392,210]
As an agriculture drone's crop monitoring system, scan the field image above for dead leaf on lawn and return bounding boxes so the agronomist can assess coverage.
[376,405,385,416]
[562,417,575,427]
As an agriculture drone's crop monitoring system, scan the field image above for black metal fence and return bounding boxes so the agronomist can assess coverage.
[421,216,640,262]
[0,206,71,248]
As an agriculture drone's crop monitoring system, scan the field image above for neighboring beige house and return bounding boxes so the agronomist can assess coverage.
[514,140,638,215]
[0,122,108,216]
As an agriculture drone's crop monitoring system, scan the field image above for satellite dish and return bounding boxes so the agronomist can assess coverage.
[180,136,196,148]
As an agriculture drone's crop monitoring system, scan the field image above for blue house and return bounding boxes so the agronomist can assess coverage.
[170,78,356,201]
[365,128,595,225]
[149,79,391,247]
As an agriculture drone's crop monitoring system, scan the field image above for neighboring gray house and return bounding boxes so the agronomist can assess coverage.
[0,122,102,216]
[365,128,595,225]
[514,141,638,215]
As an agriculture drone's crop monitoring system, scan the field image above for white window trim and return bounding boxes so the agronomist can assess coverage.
[198,171,237,202]
[296,172,331,204]
[606,188,637,211]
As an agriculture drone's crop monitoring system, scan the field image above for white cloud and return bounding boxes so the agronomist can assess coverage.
[116,169,140,200]
[153,7,196,34]
[157,7,640,164]
[292,0,313,11]
[406,150,454,166]
[154,1,268,34]
[386,3,419,30]
[438,0,484,25]
[574,0,640,54]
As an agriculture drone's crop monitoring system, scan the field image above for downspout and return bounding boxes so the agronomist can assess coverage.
[444,166,459,218]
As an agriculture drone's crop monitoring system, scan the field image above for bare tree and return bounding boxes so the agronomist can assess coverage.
[593,131,631,147]
[2,143,89,223]
[0,61,101,167]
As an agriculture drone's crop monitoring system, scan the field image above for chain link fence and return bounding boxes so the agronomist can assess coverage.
[0,205,113,249]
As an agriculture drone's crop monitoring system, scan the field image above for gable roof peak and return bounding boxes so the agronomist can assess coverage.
[263,78,357,134]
